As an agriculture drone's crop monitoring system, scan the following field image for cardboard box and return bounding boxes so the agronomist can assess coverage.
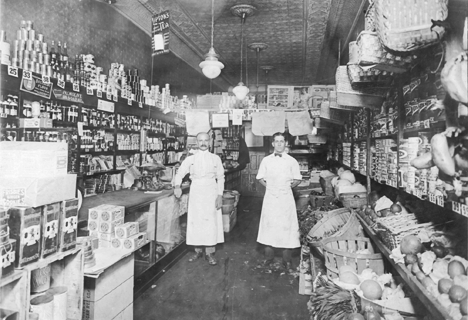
[115,222,139,239]
[82,254,134,320]
[0,174,77,207]
[59,198,79,252]
[0,142,68,176]
[99,205,124,222]
[0,239,16,278]
[19,118,53,128]
[8,207,41,267]
[41,202,60,258]
[122,232,147,251]
[99,218,124,234]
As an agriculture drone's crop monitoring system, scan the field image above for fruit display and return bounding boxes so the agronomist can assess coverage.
[297,202,340,245]
[331,169,367,199]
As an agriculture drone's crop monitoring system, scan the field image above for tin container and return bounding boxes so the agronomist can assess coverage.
[41,202,60,258]
[0,239,16,278]
[59,198,79,252]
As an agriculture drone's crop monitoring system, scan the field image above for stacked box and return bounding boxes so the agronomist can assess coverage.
[0,208,9,246]
[88,205,125,248]
[59,198,79,252]
[8,206,41,267]
[0,239,16,278]
[115,222,139,239]
[41,202,60,258]
[112,232,147,250]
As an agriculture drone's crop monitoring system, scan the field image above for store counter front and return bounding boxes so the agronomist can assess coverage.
[79,186,190,305]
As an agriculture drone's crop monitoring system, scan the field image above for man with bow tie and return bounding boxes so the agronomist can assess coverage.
[256,132,302,271]
[174,132,225,266]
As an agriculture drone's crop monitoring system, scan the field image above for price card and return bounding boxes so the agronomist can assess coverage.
[86,87,93,95]
[452,201,461,214]
[23,70,32,80]
[461,204,468,217]
[428,193,437,204]
[424,119,431,129]
[436,195,444,207]
[127,99,132,106]
[105,93,110,100]
[77,122,84,137]
[138,102,143,109]
[97,90,102,98]
[57,79,65,89]
[113,94,118,102]
[0,113,7,118]
[7,66,18,77]
[73,83,80,92]
[42,75,51,84]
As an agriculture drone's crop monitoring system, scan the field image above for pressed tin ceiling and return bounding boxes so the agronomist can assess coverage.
[105,0,370,91]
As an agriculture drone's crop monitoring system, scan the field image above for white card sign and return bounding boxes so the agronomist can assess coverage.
[211,113,229,128]
[232,109,243,125]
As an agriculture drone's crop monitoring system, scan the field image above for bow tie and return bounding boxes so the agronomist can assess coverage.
[274,153,282,157]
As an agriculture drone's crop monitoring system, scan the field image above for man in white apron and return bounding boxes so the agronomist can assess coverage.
[256,132,302,270]
[174,132,225,266]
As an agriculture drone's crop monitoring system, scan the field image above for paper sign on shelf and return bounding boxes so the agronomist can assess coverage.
[212,113,229,128]
[232,109,243,125]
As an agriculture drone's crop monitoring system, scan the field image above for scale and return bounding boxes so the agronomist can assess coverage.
[132,163,172,192]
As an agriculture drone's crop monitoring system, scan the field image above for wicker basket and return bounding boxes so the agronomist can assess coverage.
[365,1,376,32]
[374,214,436,250]
[322,236,385,278]
[347,64,393,89]
[374,0,448,52]
[339,192,368,209]
[336,66,388,108]
[356,31,414,73]
[307,209,363,250]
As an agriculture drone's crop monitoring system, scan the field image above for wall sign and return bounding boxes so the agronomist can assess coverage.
[152,10,170,55]
[97,99,115,113]
[267,85,293,110]
[53,89,84,103]
[20,74,53,99]
[211,113,229,128]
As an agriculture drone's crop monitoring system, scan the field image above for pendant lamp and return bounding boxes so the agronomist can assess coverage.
[248,43,268,96]
[231,4,256,101]
[199,0,224,79]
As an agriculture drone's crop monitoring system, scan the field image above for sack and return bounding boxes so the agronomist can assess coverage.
[374,0,449,52]
[441,52,468,106]
[365,1,376,32]
[356,31,414,73]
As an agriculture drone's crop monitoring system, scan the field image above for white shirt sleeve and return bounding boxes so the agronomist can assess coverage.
[174,156,193,186]
[290,157,302,180]
[215,155,225,195]
[256,156,267,180]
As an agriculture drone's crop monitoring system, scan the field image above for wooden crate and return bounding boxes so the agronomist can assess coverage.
[82,253,134,320]
[0,269,29,320]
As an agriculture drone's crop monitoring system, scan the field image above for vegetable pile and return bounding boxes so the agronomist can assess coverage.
[308,274,361,320]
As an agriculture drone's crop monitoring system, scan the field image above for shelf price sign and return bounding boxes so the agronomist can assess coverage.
[152,10,170,56]
[7,66,18,77]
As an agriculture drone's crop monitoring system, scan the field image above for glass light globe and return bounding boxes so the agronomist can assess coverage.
[248,85,257,94]
[199,47,224,80]
[233,82,249,100]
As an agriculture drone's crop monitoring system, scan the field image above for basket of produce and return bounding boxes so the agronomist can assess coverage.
[306,209,362,252]
[322,236,385,278]
[374,0,448,52]
[319,174,336,196]
[309,193,335,209]
[374,214,436,250]
[339,192,368,209]
[347,64,393,88]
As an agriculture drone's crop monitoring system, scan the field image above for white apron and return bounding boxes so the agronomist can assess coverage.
[186,178,224,246]
[257,163,301,248]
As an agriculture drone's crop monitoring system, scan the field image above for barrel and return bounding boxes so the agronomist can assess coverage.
[222,190,240,215]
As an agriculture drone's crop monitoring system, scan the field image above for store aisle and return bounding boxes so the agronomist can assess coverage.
[134,196,310,320]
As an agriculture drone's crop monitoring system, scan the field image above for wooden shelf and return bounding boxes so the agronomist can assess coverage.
[0,269,24,287]
[21,247,82,271]
[371,133,397,140]
[144,150,165,154]
[353,138,367,143]
[80,169,125,177]
[357,214,454,320]
[81,149,114,156]
[116,128,140,134]
[116,149,140,155]
[83,125,115,130]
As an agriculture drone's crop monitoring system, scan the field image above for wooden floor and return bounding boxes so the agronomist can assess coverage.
[134,196,310,320]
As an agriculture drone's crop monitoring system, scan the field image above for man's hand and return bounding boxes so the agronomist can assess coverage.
[174,186,182,198]
[216,195,223,210]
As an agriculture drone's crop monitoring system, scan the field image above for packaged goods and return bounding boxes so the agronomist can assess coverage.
[8,206,41,267]
[59,198,79,252]
[41,202,60,258]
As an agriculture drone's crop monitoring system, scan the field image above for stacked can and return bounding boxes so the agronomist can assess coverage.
[342,142,351,167]
[11,20,51,76]
[359,141,367,175]
[352,144,360,171]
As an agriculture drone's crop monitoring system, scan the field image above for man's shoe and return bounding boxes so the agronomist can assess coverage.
[188,251,203,262]
[205,253,217,266]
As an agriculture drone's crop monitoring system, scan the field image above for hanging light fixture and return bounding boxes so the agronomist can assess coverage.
[248,43,268,95]
[259,65,274,93]
[199,0,224,79]
[231,4,256,101]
